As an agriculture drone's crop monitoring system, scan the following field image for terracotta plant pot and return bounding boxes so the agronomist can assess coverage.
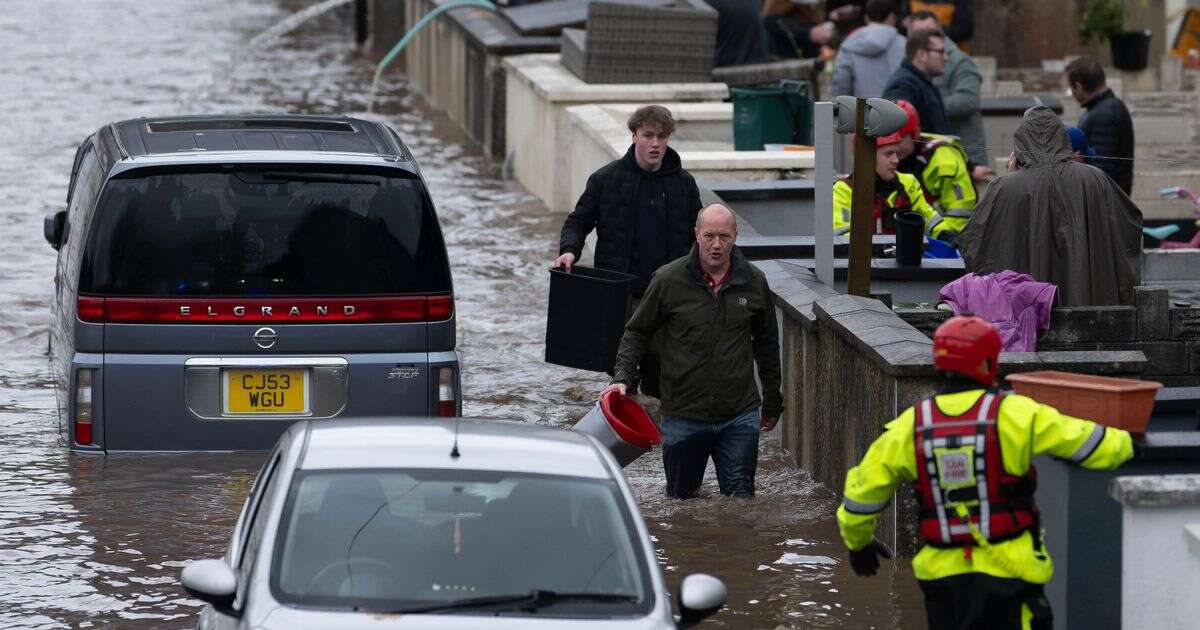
[1006,371,1163,434]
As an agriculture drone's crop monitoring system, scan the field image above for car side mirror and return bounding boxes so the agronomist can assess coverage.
[676,573,726,628]
[180,559,240,618]
[44,209,66,250]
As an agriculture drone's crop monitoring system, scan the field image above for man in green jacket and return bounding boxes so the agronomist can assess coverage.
[602,203,784,498]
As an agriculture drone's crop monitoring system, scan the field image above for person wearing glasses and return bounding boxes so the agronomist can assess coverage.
[883,28,949,134]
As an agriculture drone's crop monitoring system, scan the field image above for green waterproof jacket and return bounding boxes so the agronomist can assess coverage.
[611,245,784,422]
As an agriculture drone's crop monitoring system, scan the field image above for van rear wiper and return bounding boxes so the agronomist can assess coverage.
[261,171,380,185]
[387,590,639,614]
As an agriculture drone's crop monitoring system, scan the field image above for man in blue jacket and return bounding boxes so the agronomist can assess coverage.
[883,27,948,134]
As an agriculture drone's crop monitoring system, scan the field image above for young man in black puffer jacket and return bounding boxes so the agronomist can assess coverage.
[1066,56,1134,196]
[555,105,702,396]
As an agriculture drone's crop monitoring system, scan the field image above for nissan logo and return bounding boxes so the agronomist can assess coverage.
[252,327,278,349]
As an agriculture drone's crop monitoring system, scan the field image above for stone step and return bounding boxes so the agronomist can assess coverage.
[1133,198,1198,221]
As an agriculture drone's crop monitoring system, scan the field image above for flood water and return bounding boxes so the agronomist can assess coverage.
[0,2,924,627]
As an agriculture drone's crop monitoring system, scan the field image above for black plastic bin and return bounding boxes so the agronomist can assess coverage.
[894,211,925,267]
[545,266,635,372]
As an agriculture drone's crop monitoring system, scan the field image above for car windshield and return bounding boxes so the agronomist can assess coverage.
[270,469,652,615]
[80,168,451,296]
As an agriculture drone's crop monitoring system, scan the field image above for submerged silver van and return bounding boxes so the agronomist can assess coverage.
[45,115,460,452]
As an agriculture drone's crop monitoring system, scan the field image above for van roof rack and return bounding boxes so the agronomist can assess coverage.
[109,115,408,160]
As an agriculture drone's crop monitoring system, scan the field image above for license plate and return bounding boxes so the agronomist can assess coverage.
[224,369,308,415]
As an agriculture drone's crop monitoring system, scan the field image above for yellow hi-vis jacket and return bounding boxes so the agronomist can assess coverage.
[832,171,951,239]
[837,389,1133,584]
[908,133,977,235]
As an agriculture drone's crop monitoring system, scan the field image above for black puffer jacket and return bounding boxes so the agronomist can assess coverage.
[1079,88,1135,196]
[558,146,702,278]
[883,59,949,134]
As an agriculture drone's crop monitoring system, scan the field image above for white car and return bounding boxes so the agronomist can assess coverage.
[180,417,726,628]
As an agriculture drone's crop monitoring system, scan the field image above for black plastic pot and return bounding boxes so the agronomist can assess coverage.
[894,211,925,267]
[1110,30,1152,72]
[545,265,634,372]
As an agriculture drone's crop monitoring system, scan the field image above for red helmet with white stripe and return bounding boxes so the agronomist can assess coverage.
[933,316,1001,386]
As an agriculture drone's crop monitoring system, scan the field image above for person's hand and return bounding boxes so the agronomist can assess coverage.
[848,540,893,577]
[554,252,576,271]
[938,231,959,248]
[809,21,834,45]
[971,165,995,181]
[760,415,779,432]
[828,5,859,22]
[600,383,627,399]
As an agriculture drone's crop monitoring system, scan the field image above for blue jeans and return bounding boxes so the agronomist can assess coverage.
[660,407,760,499]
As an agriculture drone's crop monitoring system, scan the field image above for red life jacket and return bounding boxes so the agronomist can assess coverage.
[837,176,914,235]
[912,391,1039,547]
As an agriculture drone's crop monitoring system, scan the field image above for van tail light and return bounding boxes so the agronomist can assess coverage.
[74,369,94,445]
[74,295,453,324]
[438,367,457,418]
[77,296,105,323]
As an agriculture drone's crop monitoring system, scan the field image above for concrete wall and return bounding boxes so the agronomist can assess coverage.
[764,261,1150,555]
[559,102,815,218]
[898,286,1200,387]
[504,54,728,213]
[402,0,499,155]
[973,0,1167,71]
[367,0,558,158]
[1110,475,1200,630]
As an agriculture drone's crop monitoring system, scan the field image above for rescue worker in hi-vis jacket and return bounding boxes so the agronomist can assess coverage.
[894,98,976,240]
[837,316,1133,630]
[832,132,954,241]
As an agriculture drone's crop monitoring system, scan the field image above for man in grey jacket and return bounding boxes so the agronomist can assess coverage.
[909,11,988,171]
[831,0,906,98]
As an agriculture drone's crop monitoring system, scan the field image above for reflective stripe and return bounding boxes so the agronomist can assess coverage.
[925,213,944,235]
[1067,424,1106,463]
[843,496,891,514]
[974,394,996,540]
[919,398,951,543]
[834,226,851,236]
[924,419,992,432]
[944,207,973,218]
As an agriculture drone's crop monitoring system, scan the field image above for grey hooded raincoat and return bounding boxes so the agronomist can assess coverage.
[830,23,906,98]
[958,107,1142,306]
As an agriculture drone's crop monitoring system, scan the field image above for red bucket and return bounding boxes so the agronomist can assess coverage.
[573,390,661,467]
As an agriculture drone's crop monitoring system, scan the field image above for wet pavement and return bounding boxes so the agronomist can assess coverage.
[0,1,924,627]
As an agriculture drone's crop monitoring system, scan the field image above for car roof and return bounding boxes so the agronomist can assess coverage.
[296,418,615,480]
[107,114,409,163]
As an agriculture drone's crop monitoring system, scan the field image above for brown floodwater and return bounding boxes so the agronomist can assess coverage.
[0,1,925,627]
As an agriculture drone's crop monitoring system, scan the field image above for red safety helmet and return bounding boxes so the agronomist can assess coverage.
[895,99,921,139]
[854,130,902,148]
[932,316,1001,386]
[854,131,903,148]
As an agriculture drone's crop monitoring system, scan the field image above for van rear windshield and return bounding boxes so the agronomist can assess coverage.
[80,168,451,296]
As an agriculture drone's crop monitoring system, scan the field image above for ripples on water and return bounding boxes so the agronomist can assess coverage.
[0,1,922,627]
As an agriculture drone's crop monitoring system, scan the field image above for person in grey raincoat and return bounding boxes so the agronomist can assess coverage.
[830,0,906,98]
[957,106,1142,307]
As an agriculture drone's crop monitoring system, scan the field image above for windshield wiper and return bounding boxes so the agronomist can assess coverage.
[387,590,639,614]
